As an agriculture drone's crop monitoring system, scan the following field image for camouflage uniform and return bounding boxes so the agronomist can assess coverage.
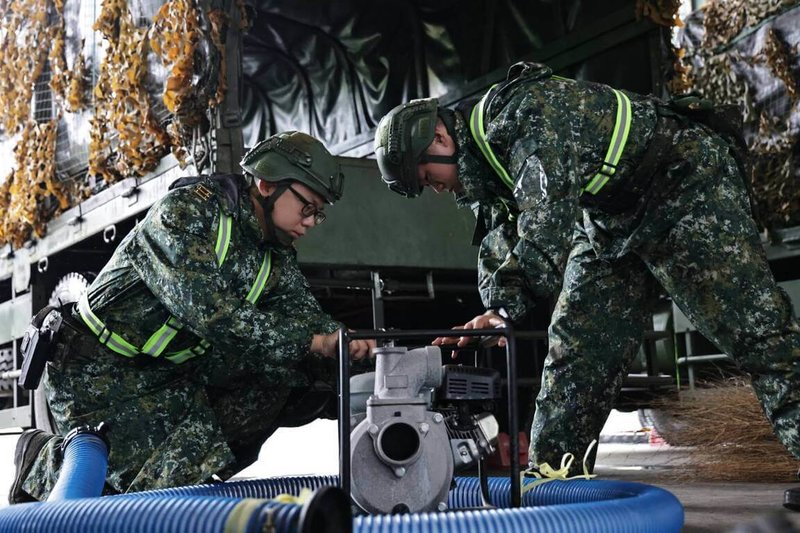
[23,175,340,499]
[453,74,800,472]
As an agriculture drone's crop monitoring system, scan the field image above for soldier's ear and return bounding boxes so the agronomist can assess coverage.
[256,180,277,197]
[433,119,454,149]
[433,120,446,142]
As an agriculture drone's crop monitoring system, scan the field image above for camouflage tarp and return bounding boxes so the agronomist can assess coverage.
[677,1,800,233]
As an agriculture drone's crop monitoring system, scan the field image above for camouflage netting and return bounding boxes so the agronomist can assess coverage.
[0,0,77,248]
[0,0,230,248]
[89,0,171,183]
[0,0,50,134]
[676,0,800,233]
[0,119,71,249]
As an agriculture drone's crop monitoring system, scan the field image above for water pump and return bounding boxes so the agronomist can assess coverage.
[349,345,500,514]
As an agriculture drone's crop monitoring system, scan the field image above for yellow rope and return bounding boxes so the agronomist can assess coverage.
[271,488,314,505]
[223,489,313,532]
[521,439,598,495]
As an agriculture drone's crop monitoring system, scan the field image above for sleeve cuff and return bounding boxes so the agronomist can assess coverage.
[482,288,531,323]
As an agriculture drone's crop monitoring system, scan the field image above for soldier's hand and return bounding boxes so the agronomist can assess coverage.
[311,331,376,360]
[432,311,508,354]
[348,335,376,361]
[311,332,340,358]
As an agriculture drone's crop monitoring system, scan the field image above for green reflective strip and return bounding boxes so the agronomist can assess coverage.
[215,213,232,267]
[77,295,138,358]
[245,250,272,305]
[584,89,632,195]
[469,86,515,191]
[141,316,183,357]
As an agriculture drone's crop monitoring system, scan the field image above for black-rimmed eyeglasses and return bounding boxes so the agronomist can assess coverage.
[287,186,327,225]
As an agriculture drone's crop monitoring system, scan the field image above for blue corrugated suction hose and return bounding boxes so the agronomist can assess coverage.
[123,479,351,533]
[0,426,320,533]
[123,475,684,532]
[363,475,684,532]
[0,495,303,533]
[369,476,686,533]
[1,433,342,533]
[6,426,683,533]
[47,432,109,501]
[123,475,340,499]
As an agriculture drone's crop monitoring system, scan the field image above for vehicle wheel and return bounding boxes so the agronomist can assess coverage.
[49,272,94,308]
[28,271,95,434]
[0,347,13,410]
[33,271,95,432]
[638,408,685,445]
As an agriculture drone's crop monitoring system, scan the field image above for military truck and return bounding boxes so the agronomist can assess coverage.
[1,0,798,439]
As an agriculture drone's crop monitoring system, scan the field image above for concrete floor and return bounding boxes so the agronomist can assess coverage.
[594,442,800,532]
[1,412,798,532]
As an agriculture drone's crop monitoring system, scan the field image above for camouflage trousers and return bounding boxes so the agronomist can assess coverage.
[529,120,800,473]
[22,325,334,500]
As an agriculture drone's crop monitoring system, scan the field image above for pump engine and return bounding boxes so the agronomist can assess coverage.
[349,345,500,514]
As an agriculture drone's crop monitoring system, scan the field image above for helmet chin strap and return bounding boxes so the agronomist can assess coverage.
[256,182,295,246]
[419,108,459,167]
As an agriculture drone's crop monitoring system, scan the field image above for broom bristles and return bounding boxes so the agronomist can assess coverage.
[648,379,799,482]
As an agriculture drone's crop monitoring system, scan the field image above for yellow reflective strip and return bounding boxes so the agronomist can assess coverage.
[605,90,631,168]
[469,87,515,191]
[77,295,139,357]
[584,174,610,195]
[611,90,632,166]
[164,351,190,364]
[165,348,198,364]
[584,89,633,195]
[105,333,138,358]
[164,338,210,364]
[245,251,272,305]
[165,350,191,364]
[215,213,232,267]
[77,295,104,337]
[141,319,182,357]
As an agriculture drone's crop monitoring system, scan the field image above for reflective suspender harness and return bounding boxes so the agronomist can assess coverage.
[469,79,632,196]
[77,207,272,364]
[583,89,632,195]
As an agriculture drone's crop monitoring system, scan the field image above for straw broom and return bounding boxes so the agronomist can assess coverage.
[649,379,799,482]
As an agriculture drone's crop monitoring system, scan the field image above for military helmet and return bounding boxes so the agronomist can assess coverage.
[240,131,344,204]
[374,98,440,198]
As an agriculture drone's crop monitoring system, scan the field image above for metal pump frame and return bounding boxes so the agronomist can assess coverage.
[337,326,521,509]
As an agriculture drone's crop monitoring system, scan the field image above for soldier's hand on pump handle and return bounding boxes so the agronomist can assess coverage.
[312,330,376,360]
[432,310,508,357]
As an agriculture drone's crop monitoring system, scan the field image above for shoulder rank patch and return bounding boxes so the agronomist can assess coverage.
[194,184,214,202]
